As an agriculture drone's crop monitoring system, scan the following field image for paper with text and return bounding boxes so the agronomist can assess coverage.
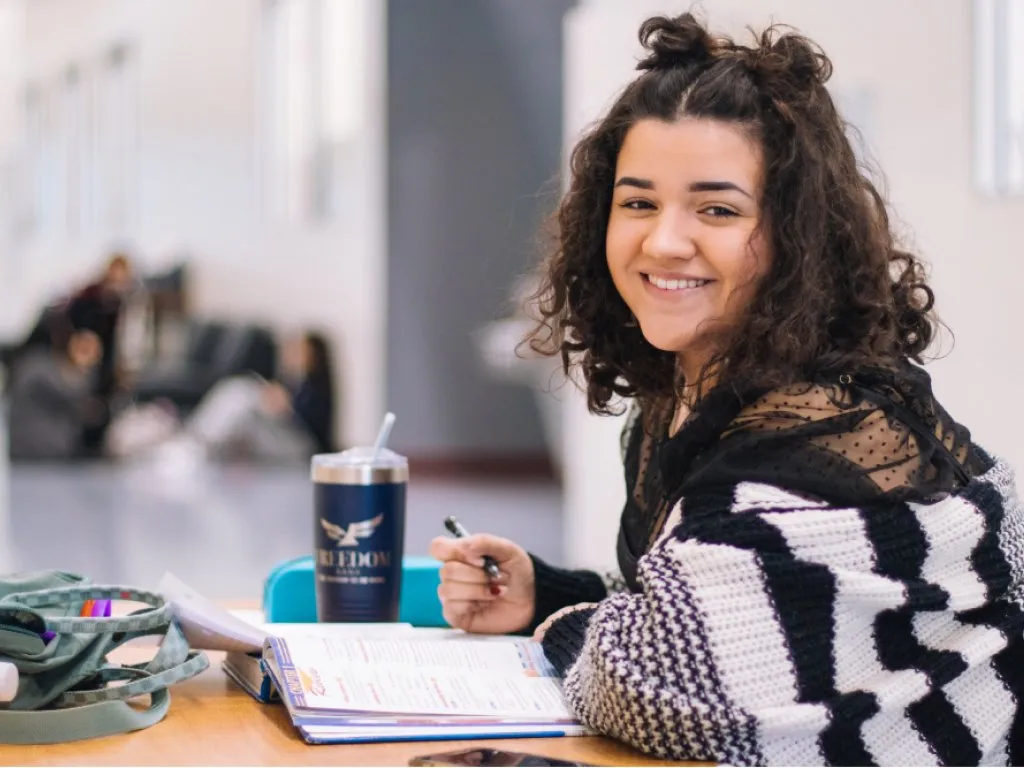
[266,636,572,720]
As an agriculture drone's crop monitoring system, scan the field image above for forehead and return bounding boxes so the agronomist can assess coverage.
[615,118,763,186]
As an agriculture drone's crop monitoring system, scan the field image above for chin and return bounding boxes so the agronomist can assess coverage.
[639,328,693,354]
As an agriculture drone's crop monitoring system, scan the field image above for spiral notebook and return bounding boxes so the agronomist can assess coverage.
[221,619,420,703]
[261,633,588,744]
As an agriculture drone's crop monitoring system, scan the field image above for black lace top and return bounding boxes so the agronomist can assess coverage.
[616,363,991,593]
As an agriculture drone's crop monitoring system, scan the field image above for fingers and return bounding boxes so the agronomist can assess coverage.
[437,580,507,603]
[434,552,511,632]
[441,601,480,632]
[462,533,525,565]
[429,536,475,565]
[437,561,508,604]
[439,560,506,586]
[428,533,523,568]
[440,599,505,634]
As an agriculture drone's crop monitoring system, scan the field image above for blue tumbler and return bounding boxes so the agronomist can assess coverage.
[311,447,408,622]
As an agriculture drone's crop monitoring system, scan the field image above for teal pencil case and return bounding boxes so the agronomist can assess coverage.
[262,555,446,627]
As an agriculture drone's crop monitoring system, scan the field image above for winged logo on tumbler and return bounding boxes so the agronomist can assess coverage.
[320,515,384,547]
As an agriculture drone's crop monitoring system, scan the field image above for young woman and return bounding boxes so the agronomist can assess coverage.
[430,13,1024,766]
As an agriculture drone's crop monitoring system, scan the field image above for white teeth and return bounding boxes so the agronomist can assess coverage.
[648,275,710,290]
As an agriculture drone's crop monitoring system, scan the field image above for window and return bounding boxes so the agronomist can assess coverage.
[975,0,1024,196]
[258,0,365,225]
[19,43,136,239]
[63,65,87,235]
[24,81,65,236]
[260,0,315,224]
[22,83,43,235]
[98,43,138,236]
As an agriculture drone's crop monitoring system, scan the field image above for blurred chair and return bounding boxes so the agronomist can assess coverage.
[130,320,277,412]
[142,262,189,362]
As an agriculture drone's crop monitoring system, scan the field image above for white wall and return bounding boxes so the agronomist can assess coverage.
[0,1,22,155]
[0,0,24,282]
[2,0,388,447]
[560,0,1024,569]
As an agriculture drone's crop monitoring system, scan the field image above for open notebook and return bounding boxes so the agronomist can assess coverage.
[261,633,587,744]
[158,572,586,744]
[223,622,439,704]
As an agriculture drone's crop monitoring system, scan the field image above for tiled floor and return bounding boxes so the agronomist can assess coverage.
[2,460,563,601]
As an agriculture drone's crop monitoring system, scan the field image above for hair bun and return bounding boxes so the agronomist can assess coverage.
[637,13,714,71]
[748,27,833,89]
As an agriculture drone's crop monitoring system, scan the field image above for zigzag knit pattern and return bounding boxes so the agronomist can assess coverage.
[545,457,1024,765]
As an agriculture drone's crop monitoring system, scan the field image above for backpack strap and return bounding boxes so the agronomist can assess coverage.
[0,688,172,745]
[1,586,172,635]
[55,622,208,707]
[56,651,208,706]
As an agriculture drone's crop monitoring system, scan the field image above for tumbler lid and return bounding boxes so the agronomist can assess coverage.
[311,447,409,485]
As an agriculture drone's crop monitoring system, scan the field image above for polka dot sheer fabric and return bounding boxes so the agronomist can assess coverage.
[616,365,990,593]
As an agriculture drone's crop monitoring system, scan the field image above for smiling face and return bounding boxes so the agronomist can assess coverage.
[606,118,771,376]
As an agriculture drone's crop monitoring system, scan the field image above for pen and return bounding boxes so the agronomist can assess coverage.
[443,516,502,581]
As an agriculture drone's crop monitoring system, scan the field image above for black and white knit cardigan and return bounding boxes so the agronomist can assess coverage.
[540,457,1024,765]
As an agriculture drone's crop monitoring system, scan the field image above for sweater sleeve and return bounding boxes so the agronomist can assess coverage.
[526,555,606,634]
[537,461,1024,766]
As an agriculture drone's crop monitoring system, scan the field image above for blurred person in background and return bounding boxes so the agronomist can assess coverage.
[431,11,1024,766]
[142,330,336,464]
[65,253,137,453]
[66,253,135,392]
[8,330,104,460]
[3,253,135,381]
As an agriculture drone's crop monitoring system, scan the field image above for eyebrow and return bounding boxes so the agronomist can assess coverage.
[690,180,753,199]
[613,177,753,199]
[614,176,655,190]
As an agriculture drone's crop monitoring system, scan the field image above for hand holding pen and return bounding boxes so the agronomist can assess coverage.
[444,517,502,584]
[429,517,537,635]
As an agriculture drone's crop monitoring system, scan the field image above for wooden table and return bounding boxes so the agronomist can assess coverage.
[0,650,694,766]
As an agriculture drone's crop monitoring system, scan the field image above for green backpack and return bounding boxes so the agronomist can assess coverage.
[0,571,208,744]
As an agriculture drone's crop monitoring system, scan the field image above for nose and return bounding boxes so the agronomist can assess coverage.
[643,208,698,262]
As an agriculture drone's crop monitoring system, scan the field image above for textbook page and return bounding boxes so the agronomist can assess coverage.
[265,637,572,720]
[272,635,555,676]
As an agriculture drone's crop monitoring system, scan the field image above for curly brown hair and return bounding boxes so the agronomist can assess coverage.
[526,12,937,415]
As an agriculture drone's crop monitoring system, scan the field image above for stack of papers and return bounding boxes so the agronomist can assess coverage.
[224,622,425,703]
[262,634,587,744]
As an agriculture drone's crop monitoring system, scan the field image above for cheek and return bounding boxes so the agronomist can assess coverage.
[605,219,641,275]
[719,235,770,308]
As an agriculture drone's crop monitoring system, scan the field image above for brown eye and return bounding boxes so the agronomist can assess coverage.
[620,199,655,210]
[700,206,738,218]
